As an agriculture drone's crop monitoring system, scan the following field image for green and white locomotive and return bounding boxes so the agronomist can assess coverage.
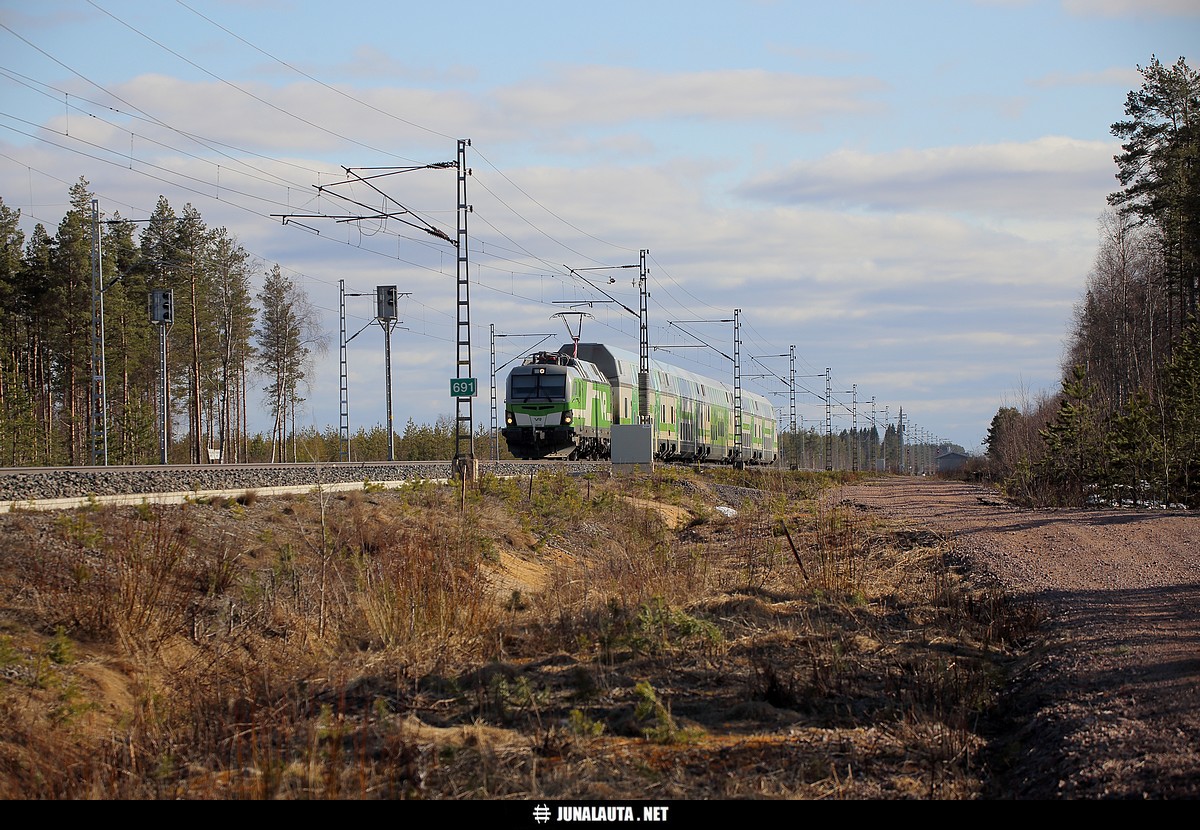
[502,343,776,464]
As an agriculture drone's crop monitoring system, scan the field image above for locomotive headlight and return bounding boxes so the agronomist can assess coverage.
[562,411,573,425]
[505,412,515,425]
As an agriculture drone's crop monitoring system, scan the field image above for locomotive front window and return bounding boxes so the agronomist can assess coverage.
[511,372,567,400]
[540,375,566,397]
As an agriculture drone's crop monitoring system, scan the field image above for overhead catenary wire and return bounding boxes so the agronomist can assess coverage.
[0,13,671,340]
[1,4,927,443]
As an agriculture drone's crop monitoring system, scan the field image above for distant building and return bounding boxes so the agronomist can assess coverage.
[936,450,970,474]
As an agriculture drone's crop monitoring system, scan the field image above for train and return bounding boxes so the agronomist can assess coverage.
[501,342,777,464]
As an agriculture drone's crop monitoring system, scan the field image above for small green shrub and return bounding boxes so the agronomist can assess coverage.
[47,626,74,665]
[567,708,605,737]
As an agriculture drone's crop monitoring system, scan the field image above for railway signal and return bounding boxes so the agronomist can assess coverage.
[149,289,174,324]
[377,285,398,321]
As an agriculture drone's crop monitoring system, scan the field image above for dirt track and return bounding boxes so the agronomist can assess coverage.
[836,477,1200,799]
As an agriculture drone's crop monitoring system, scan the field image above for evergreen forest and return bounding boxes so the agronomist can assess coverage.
[984,57,1200,508]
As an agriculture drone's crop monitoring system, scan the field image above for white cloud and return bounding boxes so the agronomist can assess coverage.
[734,136,1118,219]
[1030,66,1144,88]
[491,66,887,129]
[337,45,479,84]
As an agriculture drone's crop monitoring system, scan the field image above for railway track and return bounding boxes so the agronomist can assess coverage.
[0,459,611,513]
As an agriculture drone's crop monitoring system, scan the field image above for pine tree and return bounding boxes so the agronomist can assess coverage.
[137,197,181,460]
[99,212,157,463]
[1160,321,1200,505]
[1107,392,1162,506]
[173,205,213,463]
[208,229,256,462]
[45,179,97,464]
[0,198,31,464]
[1109,56,1200,341]
[1038,365,1106,506]
[18,224,54,463]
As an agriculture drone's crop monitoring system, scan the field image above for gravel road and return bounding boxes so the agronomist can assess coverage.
[835,477,1200,799]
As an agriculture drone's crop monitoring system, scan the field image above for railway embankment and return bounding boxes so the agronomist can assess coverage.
[0,460,610,510]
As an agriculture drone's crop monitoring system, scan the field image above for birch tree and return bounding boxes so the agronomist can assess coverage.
[255,265,325,462]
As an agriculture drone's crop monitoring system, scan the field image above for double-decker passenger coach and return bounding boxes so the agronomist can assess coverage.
[503,344,776,465]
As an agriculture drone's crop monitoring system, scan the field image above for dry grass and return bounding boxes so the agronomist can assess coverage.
[0,467,1038,799]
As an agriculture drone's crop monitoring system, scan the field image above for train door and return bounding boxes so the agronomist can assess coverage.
[679,382,696,459]
[683,399,700,459]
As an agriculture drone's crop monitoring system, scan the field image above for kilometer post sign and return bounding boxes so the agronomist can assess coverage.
[451,377,478,397]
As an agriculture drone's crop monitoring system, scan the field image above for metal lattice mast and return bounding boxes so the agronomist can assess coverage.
[789,345,797,434]
[883,405,890,471]
[788,345,797,469]
[638,249,651,425]
[851,384,858,472]
[454,139,476,472]
[733,308,743,466]
[869,396,877,472]
[490,324,498,461]
[89,199,108,466]
[824,368,833,471]
[339,279,349,462]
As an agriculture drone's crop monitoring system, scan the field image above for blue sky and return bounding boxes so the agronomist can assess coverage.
[2,0,1197,455]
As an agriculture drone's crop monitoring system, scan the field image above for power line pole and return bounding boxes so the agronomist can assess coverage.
[490,323,497,461]
[851,384,858,472]
[666,315,737,461]
[825,368,832,471]
[490,328,556,460]
[274,155,456,467]
[639,249,651,426]
[453,138,477,481]
[869,396,877,473]
[748,349,794,467]
[339,280,349,462]
[339,281,382,462]
[788,346,797,470]
[561,254,648,424]
[733,308,743,468]
[789,345,797,434]
[884,405,890,472]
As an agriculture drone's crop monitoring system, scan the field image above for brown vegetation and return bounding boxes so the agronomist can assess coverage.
[0,468,1041,800]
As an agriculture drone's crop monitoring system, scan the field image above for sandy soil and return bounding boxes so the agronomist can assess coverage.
[835,477,1200,799]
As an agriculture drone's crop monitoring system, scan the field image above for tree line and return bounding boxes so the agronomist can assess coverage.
[778,424,962,473]
[984,56,1200,508]
[0,179,323,466]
